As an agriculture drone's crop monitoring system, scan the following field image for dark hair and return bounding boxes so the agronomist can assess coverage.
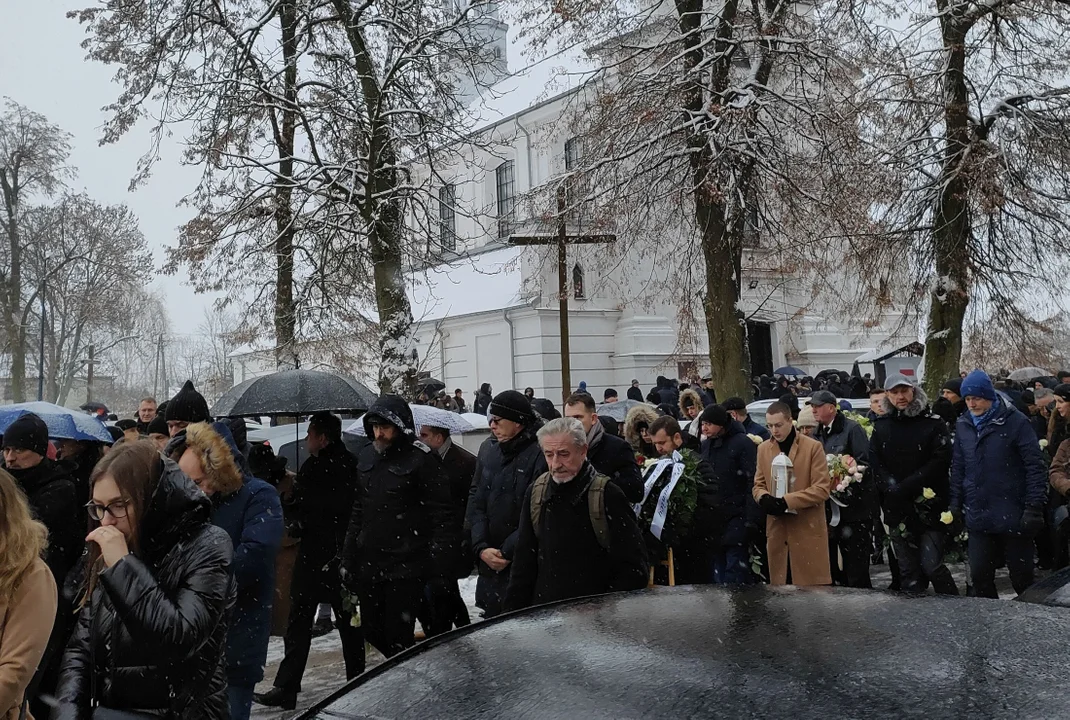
[248,443,286,486]
[766,402,792,421]
[308,412,341,442]
[454,388,463,394]
[421,425,451,441]
[649,415,682,438]
[868,388,887,397]
[565,392,596,412]
[604,388,618,400]
[82,440,163,606]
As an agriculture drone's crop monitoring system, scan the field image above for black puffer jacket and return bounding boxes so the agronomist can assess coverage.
[466,426,548,563]
[870,389,952,532]
[699,419,761,546]
[5,457,82,591]
[342,395,456,584]
[52,458,235,720]
[586,423,644,503]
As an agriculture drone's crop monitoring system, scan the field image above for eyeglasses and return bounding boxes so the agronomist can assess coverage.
[86,499,131,521]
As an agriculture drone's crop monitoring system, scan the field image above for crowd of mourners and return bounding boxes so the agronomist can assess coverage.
[1,364,1068,719]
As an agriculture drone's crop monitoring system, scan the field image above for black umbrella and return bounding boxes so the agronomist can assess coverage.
[79,401,109,415]
[418,377,446,394]
[210,369,377,418]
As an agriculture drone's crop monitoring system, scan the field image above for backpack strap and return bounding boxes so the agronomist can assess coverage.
[529,472,553,539]
[588,474,611,550]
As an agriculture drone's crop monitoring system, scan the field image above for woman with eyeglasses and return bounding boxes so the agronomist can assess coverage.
[0,468,57,720]
[52,440,234,720]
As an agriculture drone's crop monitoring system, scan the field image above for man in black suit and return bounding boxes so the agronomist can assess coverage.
[419,423,478,635]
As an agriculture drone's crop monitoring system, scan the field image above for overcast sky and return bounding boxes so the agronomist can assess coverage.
[1,0,217,334]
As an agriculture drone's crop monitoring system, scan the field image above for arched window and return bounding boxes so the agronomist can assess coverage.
[573,263,585,300]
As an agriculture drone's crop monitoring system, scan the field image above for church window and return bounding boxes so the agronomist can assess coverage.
[496,160,516,237]
[573,263,585,299]
[438,183,457,252]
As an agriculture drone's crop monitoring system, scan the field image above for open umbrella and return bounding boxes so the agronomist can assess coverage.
[345,404,481,437]
[774,366,807,377]
[1007,367,1051,382]
[79,401,109,415]
[595,399,654,423]
[460,412,489,428]
[210,369,377,417]
[0,402,112,443]
[417,377,447,394]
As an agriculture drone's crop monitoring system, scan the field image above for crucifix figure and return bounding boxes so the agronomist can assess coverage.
[509,186,615,403]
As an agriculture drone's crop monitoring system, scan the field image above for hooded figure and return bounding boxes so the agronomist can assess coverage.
[174,422,283,720]
[466,390,547,617]
[342,395,455,657]
[473,383,493,415]
[624,404,659,459]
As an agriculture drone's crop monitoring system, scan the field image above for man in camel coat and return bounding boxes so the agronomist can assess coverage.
[753,401,833,585]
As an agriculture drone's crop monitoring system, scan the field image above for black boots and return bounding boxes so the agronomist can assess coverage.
[253,687,297,710]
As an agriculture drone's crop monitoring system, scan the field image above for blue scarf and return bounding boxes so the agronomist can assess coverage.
[969,397,1001,431]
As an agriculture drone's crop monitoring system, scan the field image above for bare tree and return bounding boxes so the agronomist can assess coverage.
[513,1,877,397]
[842,0,1070,395]
[0,99,75,401]
[71,0,510,394]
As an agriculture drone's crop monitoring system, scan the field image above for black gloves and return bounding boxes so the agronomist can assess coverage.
[1021,505,1046,536]
[759,494,789,516]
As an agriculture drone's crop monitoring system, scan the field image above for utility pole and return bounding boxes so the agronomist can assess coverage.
[509,186,615,404]
[85,344,96,402]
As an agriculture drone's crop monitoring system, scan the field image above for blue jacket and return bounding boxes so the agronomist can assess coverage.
[950,401,1047,535]
[699,420,761,546]
[209,422,284,685]
[741,416,770,441]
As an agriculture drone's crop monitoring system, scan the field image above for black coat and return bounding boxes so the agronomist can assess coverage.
[53,459,235,720]
[290,440,359,571]
[342,402,456,585]
[503,463,648,611]
[587,429,644,503]
[6,458,82,591]
[815,411,878,524]
[869,392,952,532]
[627,387,644,402]
[441,441,479,578]
[699,420,761,546]
[466,428,547,608]
[473,389,492,416]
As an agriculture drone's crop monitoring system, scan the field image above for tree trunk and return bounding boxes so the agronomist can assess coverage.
[2,178,25,402]
[274,0,299,371]
[922,16,972,397]
[679,0,750,400]
[332,0,416,395]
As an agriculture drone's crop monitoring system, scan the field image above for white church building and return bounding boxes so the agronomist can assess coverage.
[402,4,916,401]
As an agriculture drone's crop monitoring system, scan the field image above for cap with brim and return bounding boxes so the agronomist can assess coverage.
[884,373,916,391]
[809,390,838,407]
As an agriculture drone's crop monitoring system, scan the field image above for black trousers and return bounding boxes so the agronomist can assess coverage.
[891,529,958,595]
[968,532,1034,598]
[828,522,872,589]
[359,579,425,658]
[419,579,471,638]
[274,556,365,693]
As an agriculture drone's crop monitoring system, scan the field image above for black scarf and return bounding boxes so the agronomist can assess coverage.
[776,428,797,455]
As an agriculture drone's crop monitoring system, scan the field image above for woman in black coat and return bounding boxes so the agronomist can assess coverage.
[53,440,235,720]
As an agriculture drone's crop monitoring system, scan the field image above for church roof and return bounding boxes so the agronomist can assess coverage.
[409,245,527,323]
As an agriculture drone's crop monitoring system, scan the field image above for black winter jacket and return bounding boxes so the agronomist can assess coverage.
[343,396,456,584]
[440,441,479,578]
[587,426,644,503]
[6,458,82,591]
[815,411,878,524]
[466,427,548,563]
[290,440,359,570]
[53,458,235,720]
[504,463,648,610]
[869,390,952,532]
[699,420,761,546]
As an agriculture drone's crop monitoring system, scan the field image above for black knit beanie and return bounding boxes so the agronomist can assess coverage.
[147,414,169,436]
[699,404,729,428]
[166,380,211,424]
[488,390,536,425]
[1054,384,1070,403]
[2,414,49,456]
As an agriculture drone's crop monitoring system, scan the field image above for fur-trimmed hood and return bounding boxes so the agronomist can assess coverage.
[679,388,704,417]
[624,404,659,450]
[181,422,244,495]
[881,385,930,418]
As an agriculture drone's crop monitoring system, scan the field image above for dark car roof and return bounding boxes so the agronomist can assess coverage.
[299,585,1070,719]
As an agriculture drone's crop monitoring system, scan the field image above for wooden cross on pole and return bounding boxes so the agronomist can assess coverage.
[508,186,615,403]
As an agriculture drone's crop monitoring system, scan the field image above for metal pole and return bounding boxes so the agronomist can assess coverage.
[37,284,44,402]
[557,187,571,404]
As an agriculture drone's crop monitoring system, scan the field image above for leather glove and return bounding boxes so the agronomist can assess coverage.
[758,494,789,516]
[1021,505,1046,536]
